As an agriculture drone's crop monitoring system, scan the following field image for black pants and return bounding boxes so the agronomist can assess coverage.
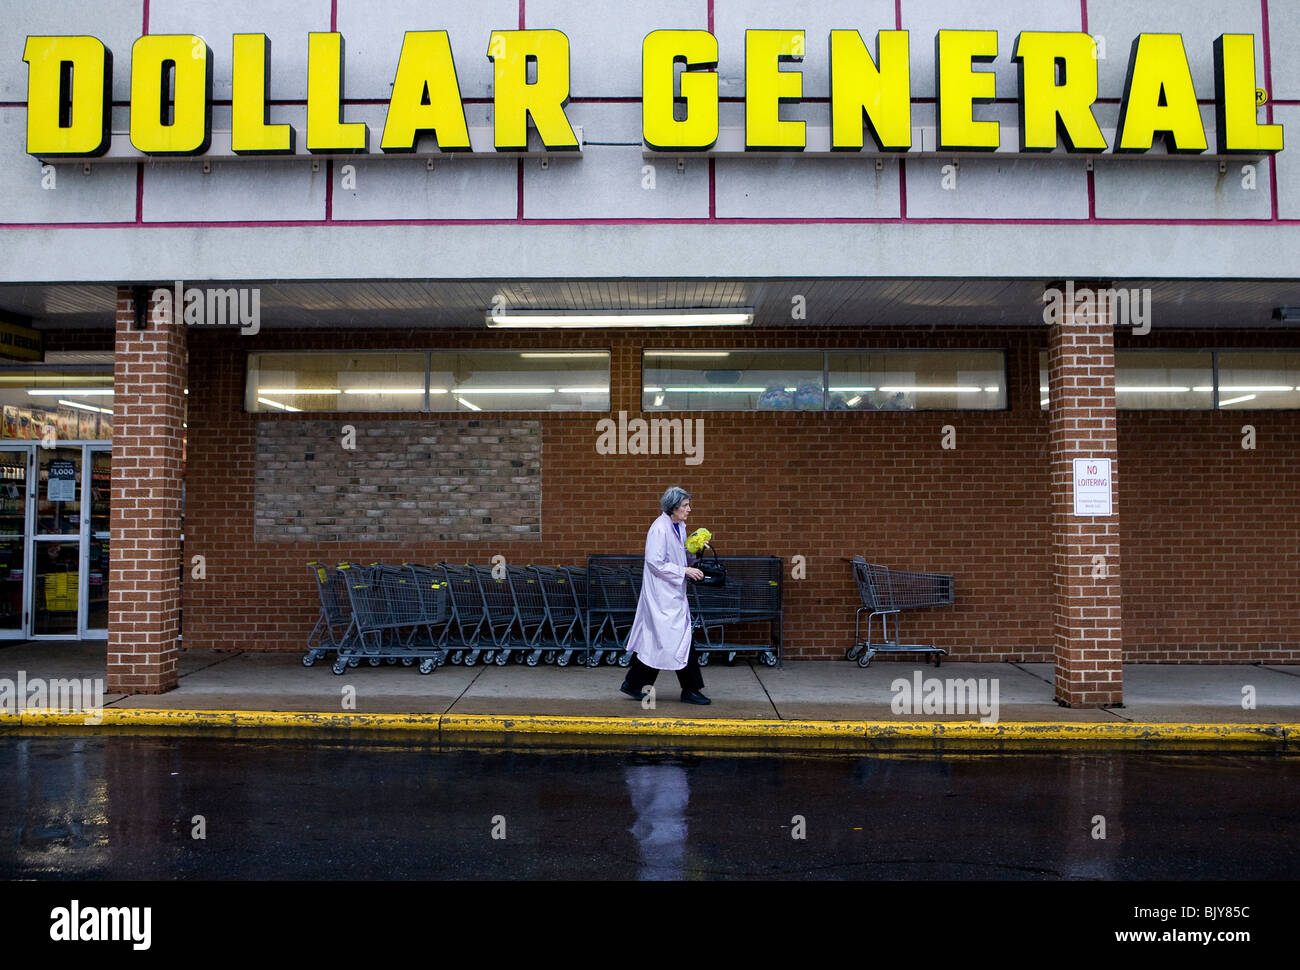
[624,638,704,693]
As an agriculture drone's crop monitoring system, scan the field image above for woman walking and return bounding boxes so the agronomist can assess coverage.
[619,486,712,705]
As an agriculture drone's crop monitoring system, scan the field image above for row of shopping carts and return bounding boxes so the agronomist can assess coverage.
[304,556,785,675]
[585,555,783,668]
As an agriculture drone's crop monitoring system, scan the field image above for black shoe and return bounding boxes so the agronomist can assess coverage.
[619,682,643,700]
[680,689,711,706]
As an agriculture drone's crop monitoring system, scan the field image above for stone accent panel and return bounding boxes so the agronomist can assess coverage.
[254,419,541,542]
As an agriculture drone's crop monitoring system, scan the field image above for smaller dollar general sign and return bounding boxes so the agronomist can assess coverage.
[22,28,1283,159]
[0,317,44,363]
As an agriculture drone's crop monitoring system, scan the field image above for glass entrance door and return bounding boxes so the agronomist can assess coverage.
[0,447,29,637]
[0,443,110,640]
[33,446,83,636]
[85,448,109,636]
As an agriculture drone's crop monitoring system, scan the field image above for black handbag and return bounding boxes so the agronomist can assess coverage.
[692,547,727,587]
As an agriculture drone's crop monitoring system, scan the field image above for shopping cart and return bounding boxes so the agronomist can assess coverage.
[584,557,643,666]
[534,565,585,666]
[405,563,453,673]
[331,562,450,674]
[586,554,785,667]
[689,555,783,667]
[441,563,491,665]
[505,565,555,666]
[846,557,954,667]
[474,564,529,665]
[303,561,352,667]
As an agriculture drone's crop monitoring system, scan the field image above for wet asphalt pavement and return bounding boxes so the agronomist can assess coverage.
[2,736,1298,880]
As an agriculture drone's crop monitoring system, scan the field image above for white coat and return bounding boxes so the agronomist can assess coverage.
[626,512,695,670]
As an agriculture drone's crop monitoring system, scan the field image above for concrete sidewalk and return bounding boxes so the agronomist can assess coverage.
[1,641,1298,744]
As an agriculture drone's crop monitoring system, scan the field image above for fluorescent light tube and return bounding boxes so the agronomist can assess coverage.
[487,310,753,328]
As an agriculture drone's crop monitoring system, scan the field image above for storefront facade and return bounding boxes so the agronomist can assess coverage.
[2,0,1298,706]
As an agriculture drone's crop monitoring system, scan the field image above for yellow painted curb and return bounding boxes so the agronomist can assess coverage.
[1,708,1296,744]
[439,715,1295,743]
[12,709,442,731]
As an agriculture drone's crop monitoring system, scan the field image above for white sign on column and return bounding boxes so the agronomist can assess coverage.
[1072,458,1112,516]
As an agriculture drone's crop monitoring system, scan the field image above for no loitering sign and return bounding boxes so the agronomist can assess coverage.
[1073,458,1113,516]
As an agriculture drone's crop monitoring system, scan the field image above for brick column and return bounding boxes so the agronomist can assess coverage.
[108,286,186,694]
[1047,282,1123,707]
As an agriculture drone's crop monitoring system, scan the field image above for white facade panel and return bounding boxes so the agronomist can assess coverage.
[0,107,137,224]
[529,0,708,99]
[522,104,708,218]
[1088,0,1263,100]
[713,0,897,99]
[899,0,1082,100]
[148,0,331,102]
[334,0,517,102]
[141,107,326,222]
[1,0,142,103]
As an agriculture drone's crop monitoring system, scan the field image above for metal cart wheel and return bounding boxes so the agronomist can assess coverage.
[302,652,317,667]
[368,657,380,667]
[845,644,863,661]
[480,650,494,664]
[450,651,463,665]
[543,651,556,664]
[726,651,737,665]
[347,658,360,668]
[761,651,778,666]
[618,651,632,667]
[526,654,539,667]
[332,659,347,675]
[697,652,710,667]
[857,651,873,668]
[604,651,618,665]
[557,654,570,667]
[385,657,398,665]
[464,653,478,667]
[418,658,435,675]
[513,651,525,664]
[495,650,509,665]
[401,658,414,666]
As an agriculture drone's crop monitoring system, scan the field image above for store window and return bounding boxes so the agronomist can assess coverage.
[247,352,427,413]
[643,349,1006,411]
[429,351,609,412]
[643,350,823,411]
[828,351,1005,410]
[1214,352,1300,409]
[1039,349,1300,409]
[1115,350,1215,410]
[247,351,611,413]
[0,361,114,440]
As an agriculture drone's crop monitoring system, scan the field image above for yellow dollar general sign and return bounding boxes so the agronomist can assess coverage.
[21,28,1283,159]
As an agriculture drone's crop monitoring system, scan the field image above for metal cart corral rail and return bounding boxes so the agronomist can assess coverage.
[586,554,784,667]
[846,557,954,667]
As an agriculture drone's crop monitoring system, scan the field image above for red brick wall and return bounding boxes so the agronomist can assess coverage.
[108,288,186,693]
[179,326,1300,663]
[1047,297,1122,706]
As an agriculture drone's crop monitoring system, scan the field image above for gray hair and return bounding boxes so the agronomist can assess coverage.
[660,486,692,515]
